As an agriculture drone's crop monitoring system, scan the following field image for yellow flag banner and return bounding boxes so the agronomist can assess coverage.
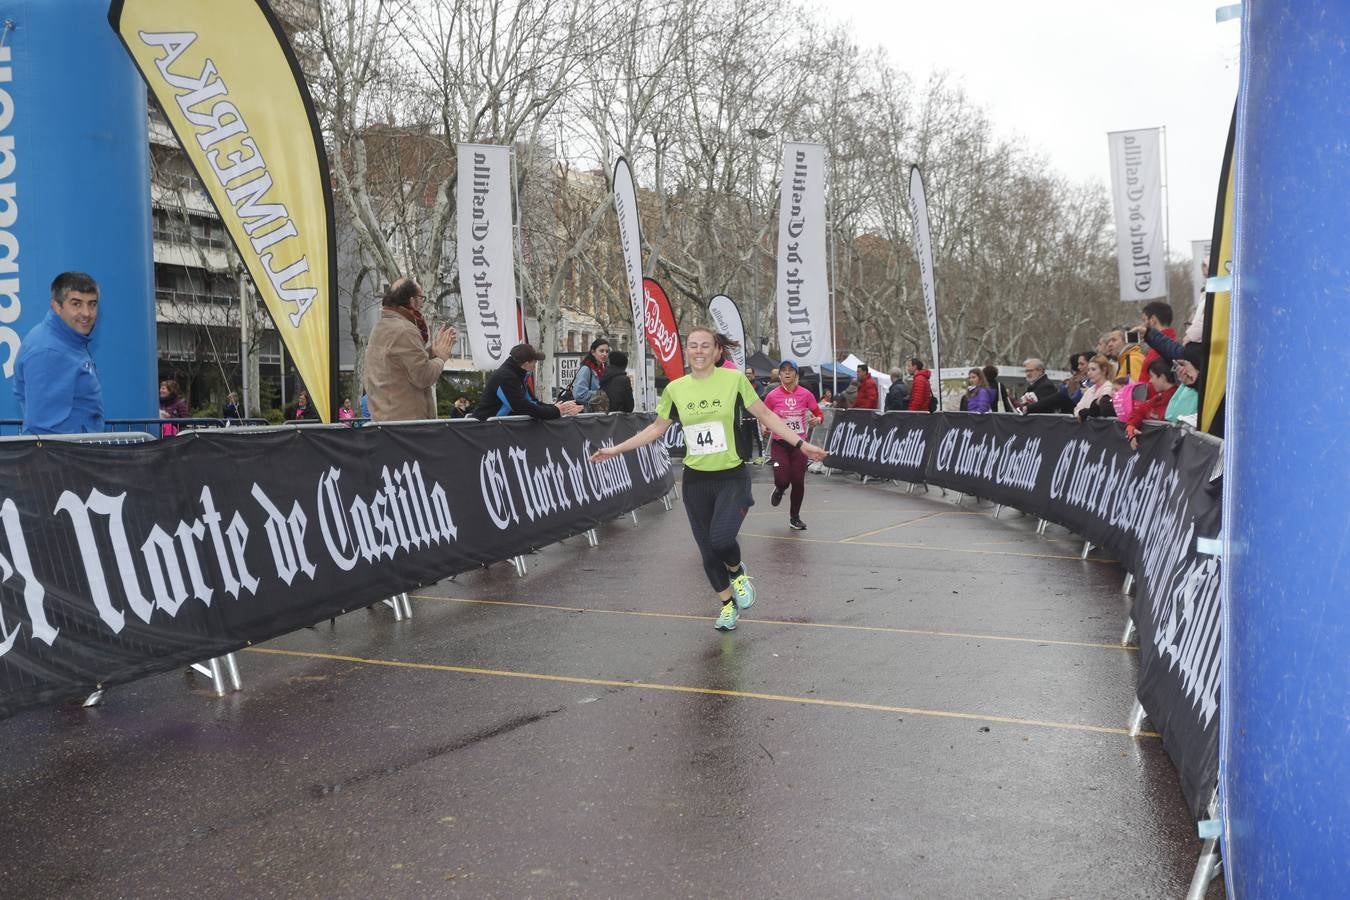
[110,0,335,421]
[1200,109,1236,436]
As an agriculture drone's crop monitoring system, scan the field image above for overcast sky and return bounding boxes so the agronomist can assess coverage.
[825,0,1241,261]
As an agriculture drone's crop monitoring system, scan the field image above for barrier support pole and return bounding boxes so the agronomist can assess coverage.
[1185,793,1223,900]
[1122,572,1135,595]
[1128,699,1148,737]
[224,653,243,692]
[1121,617,1136,647]
[379,596,405,621]
[586,529,599,547]
[1080,541,1094,560]
[189,657,228,698]
[630,510,639,525]
[513,555,528,577]
[994,504,1004,519]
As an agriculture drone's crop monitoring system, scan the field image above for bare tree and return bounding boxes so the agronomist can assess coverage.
[305,0,1152,403]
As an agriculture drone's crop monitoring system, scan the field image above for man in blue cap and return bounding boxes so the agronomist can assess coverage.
[760,359,823,530]
[15,272,104,434]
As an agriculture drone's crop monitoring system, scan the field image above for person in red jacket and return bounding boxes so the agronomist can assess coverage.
[1134,301,1177,371]
[1125,357,1179,448]
[906,357,933,411]
[853,363,879,410]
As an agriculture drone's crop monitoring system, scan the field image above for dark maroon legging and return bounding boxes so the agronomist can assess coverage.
[769,439,808,517]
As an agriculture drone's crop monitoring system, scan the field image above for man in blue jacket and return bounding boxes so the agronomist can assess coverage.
[15,272,104,434]
[472,343,582,420]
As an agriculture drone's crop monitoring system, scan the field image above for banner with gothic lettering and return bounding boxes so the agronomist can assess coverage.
[707,295,746,372]
[908,166,941,406]
[775,142,830,368]
[0,416,672,720]
[1106,127,1167,302]
[825,410,936,484]
[457,144,520,369]
[111,0,336,419]
[612,158,649,409]
[824,410,1222,819]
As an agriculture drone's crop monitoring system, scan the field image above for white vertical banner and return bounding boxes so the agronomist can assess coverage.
[774,142,830,368]
[1107,128,1167,301]
[612,158,648,409]
[1190,239,1212,297]
[908,166,941,409]
[456,143,519,369]
[707,295,746,371]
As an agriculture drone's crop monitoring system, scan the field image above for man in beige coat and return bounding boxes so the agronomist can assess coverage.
[364,278,457,421]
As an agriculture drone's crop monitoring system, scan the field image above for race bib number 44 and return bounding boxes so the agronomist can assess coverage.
[686,421,728,455]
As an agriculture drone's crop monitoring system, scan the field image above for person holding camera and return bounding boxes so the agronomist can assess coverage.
[1104,327,1144,382]
[1130,301,1178,370]
[473,343,582,420]
[1015,358,1072,415]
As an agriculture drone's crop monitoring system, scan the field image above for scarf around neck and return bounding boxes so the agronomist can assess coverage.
[390,303,429,344]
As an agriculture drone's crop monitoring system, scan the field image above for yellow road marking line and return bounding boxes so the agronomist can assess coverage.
[738,531,1118,563]
[840,511,947,542]
[245,646,1159,739]
[411,595,1136,653]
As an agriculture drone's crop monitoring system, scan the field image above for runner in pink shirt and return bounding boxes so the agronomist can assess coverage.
[761,359,823,530]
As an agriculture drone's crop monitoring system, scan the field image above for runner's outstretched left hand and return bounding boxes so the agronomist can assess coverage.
[802,443,828,462]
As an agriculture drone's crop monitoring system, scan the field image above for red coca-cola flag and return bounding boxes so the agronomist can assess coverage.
[642,277,684,381]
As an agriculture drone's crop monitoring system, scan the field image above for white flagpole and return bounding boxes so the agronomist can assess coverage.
[511,147,528,342]
[827,177,838,398]
[1161,125,1171,295]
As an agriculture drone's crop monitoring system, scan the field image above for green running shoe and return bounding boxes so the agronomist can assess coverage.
[730,565,755,610]
[715,600,739,631]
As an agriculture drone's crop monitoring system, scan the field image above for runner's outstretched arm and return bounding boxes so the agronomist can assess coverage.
[589,416,671,462]
[747,400,829,461]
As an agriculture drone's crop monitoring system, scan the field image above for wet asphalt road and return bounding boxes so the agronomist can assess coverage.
[0,466,1221,898]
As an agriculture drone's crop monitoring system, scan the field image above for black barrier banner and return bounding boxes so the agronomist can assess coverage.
[824,410,935,482]
[824,410,1222,819]
[0,415,673,719]
[661,421,686,458]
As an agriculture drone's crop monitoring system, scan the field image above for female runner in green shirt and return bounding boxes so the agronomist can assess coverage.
[591,326,829,630]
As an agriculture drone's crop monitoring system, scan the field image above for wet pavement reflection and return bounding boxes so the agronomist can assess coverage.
[0,469,1220,897]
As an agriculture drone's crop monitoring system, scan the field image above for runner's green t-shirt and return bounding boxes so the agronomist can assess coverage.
[658,367,761,472]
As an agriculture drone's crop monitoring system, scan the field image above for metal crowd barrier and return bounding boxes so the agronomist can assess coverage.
[0,428,244,703]
[812,408,1224,897]
[0,413,680,707]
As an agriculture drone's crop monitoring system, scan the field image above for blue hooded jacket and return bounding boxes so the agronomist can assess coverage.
[14,309,104,434]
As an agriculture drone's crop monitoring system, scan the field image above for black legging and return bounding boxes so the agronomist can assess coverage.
[739,416,763,459]
[681,469,755,594]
